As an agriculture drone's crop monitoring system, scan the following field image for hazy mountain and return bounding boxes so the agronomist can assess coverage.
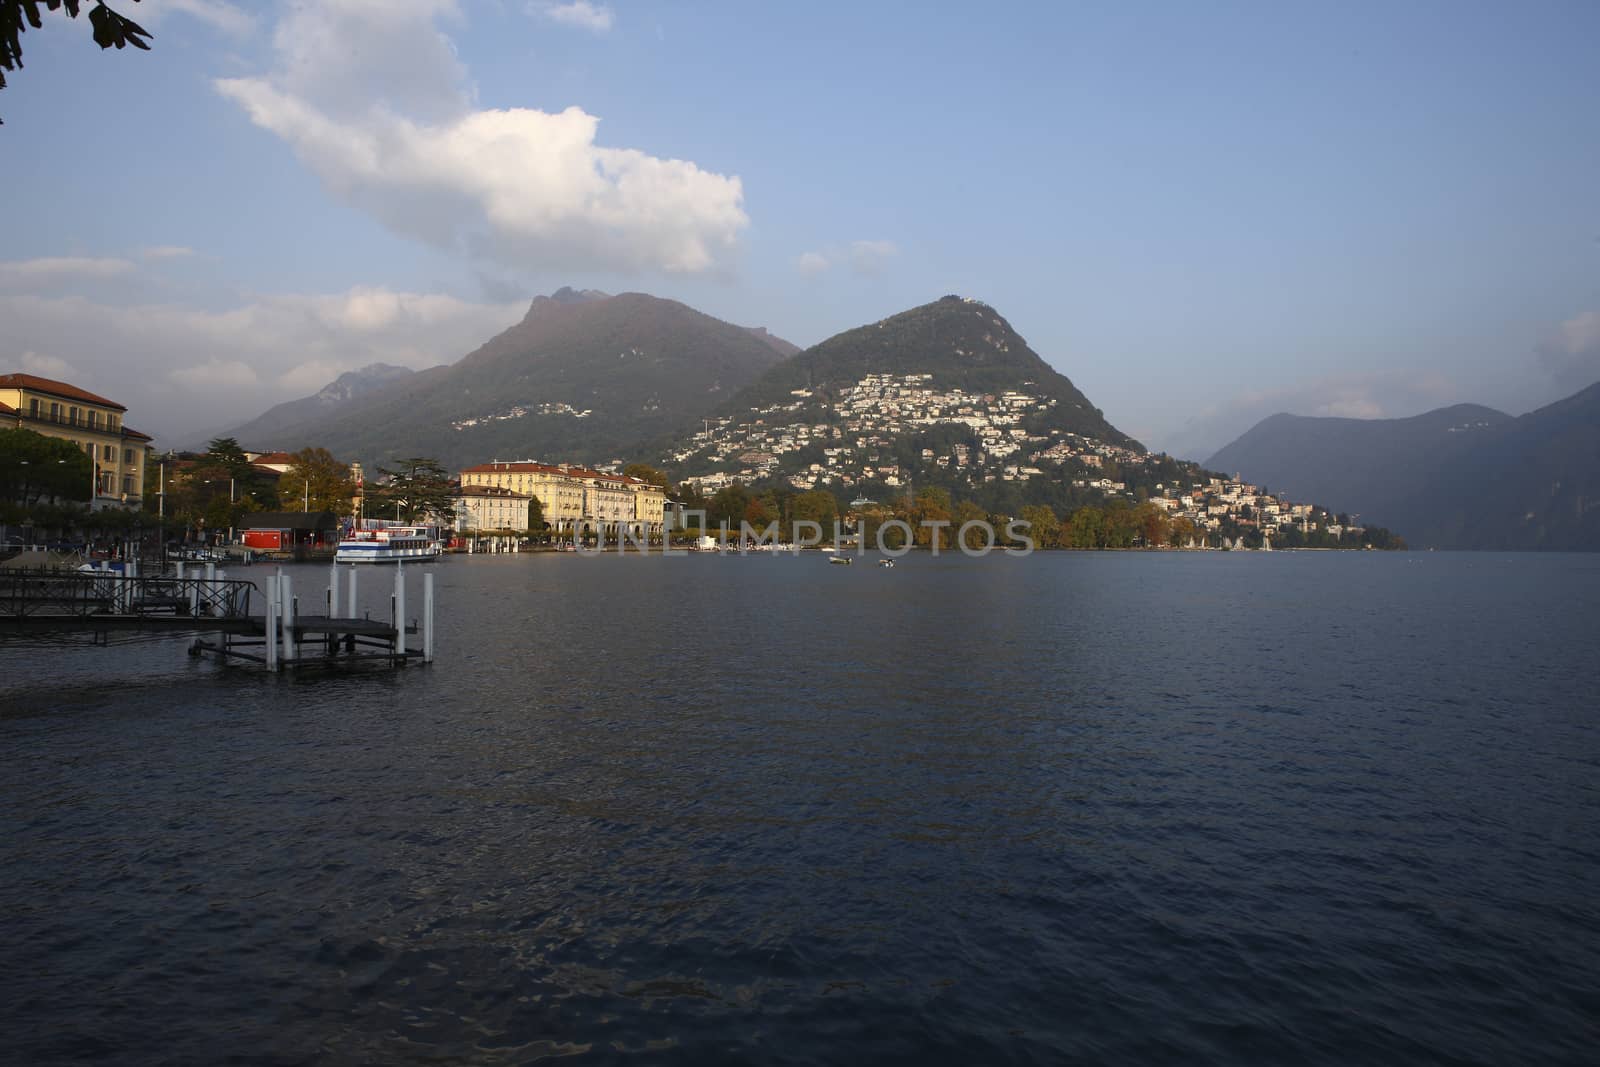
[213,363,417,450]
[216,290,788,470]
[1205,383,1600,548]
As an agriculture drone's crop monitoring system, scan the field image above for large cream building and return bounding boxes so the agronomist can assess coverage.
[0,373,153,509]
[459,462,667,539]
[452,483,533,533]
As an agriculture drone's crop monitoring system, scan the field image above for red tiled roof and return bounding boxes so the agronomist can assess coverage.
[461,460,651,487]
[0,373,126,411]
[252,451,296,465]
[123,427,153,441]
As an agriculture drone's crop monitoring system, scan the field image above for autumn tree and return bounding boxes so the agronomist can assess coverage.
[622,463,670,488]
[1066,506,1103,549]
[910,486,953,549]
[1020,504,1061,549]
[1102,503,1137,548]
[1133,501,1170,548]
[279,448,354,514]
[790,489,838,535]
[954,499,989,551]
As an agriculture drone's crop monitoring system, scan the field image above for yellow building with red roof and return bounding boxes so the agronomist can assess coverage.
[459,461,666,538]
[0,373,154,508]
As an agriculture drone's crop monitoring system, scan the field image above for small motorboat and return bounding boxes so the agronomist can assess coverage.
[828,555,853,565]
[877,558,895,568]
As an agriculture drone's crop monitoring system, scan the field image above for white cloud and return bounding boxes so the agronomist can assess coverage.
[172,358,259,389]
[1537,310,1600,391]
[0,286,524,442]
[534,1,614,33]
[148,0,257,37]
[141,245,197,260]
[17,351,81,379]
[1313,396,1387,419]
[797,252,829,275]
[215,0,745,273]
[0,257,136,286]
[849,239,898,276]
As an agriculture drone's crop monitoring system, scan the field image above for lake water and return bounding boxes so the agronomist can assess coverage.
[2,551,1597,1065]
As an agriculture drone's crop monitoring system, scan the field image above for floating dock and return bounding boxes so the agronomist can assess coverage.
[191,564,434,670]
[1,562,435,671]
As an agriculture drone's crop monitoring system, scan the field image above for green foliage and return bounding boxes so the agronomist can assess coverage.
[0,427,92,504]
[707,484,750,530]
[279,447,354,514]
[1019,505,1061,549]
[623,463,670,488]
[1066,506,1104,549]
[205,436,251,476]
[526,495,546,534]
[1,1,151,121]
[789,489,838,531]
[374,457,453,522]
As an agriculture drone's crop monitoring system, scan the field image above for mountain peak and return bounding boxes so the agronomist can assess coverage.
[314,362,414,404]
[521,286,612,323]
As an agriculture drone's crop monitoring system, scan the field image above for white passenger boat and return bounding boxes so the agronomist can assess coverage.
[334,525,444,564]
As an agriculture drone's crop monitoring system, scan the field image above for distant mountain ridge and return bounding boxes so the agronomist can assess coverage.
[215,289,795,470]
[1205,385,1600,549]
[217,362,418,449]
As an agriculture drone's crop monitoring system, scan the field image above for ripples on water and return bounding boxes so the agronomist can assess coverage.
[2,552,1597,1064]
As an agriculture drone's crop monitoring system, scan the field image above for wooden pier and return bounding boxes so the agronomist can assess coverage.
[1,562,436,671]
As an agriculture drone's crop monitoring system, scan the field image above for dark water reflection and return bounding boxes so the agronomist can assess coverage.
[3,551,1598,1064]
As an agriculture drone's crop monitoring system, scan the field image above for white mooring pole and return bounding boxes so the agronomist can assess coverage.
[329,561,340,619]
[265,574,278,671]
[393,564,406,661]
[423,571,434,664]
[348,566,358,619]
[280,571,296,664]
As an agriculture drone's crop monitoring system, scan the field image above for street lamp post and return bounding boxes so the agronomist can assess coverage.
[158,456,167,564]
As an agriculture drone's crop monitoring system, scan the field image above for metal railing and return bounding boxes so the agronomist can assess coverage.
[0,569,255,620]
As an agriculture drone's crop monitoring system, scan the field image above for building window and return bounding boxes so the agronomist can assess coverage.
[108,414,118,430]
[103,444,115,460]
[87,410,100,429]
[122,475,134,494]
[69,406,79,425]
[124,448,134,464]
[50,402,61,421]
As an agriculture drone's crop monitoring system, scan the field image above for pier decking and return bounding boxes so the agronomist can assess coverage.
[0,563,435,670]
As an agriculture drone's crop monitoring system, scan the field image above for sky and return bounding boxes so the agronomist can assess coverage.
[4,0,1599,459]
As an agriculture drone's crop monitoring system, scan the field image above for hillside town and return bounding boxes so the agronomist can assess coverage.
[665,371,1372,545]
[3,370,1394,554]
